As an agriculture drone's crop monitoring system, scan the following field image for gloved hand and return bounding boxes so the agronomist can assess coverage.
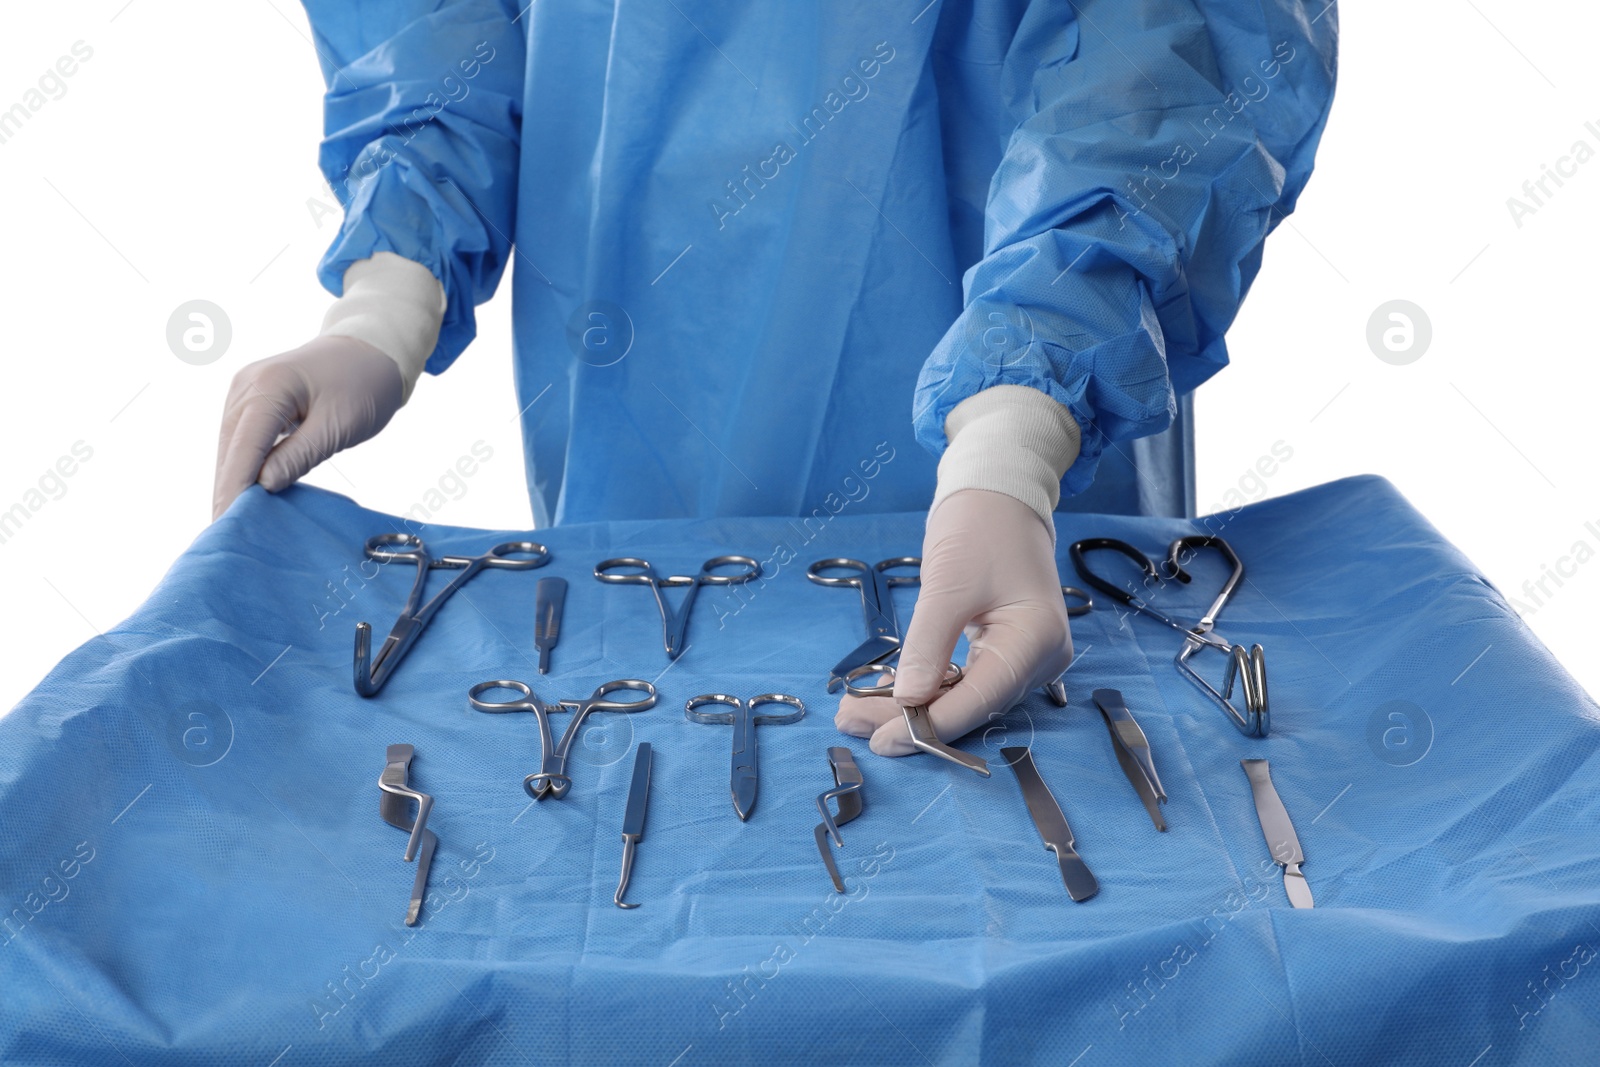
[834,488,1073,756]
[212,335,404,519]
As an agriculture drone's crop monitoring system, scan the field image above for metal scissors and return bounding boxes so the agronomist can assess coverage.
[807,557,922,690]
[594,555,762,660]
[1069,534,1269,737]
[843,661,988,776]
[469,678,658,799]
[684,693,805,820]
[355,533,551,697]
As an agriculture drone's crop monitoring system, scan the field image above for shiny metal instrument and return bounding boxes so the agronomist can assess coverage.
[814,746,865,892]
[1043,586,1095,706]
[534,577,567,675]
[807,557,922,690]
[594,555,761,660]
[354,533,551,697]
[843,662,988,777]
[1001,747,1098,902]
[1241,758,1313,908]
[469,678,658,800]
[377,744,438,926]
[1091,688,1167,831]
[614,743,653,909]
[685,693,805,820]
[1070,535,1269,736]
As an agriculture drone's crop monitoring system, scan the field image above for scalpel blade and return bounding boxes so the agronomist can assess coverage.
[1002,747,1098,901]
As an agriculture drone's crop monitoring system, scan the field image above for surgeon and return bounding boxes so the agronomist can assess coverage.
[213,1,1336,756]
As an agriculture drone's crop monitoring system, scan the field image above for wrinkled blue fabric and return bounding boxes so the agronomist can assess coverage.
[4,476,1599,1065]
[304,0,1335,525]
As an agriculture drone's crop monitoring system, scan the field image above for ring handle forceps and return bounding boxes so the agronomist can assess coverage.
[685,693,806,820]
[595,555,762,661]
[1043,585,1094,707]
[470,679,658,800]
[378,744,437,926]
[1070,535,1269,737]
[807,557,922,691]
[355,533,551,697]
[843,662,989,777]
[814,747,864,892]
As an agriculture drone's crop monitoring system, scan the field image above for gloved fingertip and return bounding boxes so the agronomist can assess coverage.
[868,720,913,758]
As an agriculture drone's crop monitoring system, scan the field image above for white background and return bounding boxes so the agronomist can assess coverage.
[0,1,1595,713]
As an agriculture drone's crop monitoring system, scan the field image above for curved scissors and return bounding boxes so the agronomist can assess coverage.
[1069,535,1269,737]
[843,662,988,777]
[685,693,805,820]
[595,555,762,660]
[355,533,550,697]
[470,678,658,799]
[807,557,922,690]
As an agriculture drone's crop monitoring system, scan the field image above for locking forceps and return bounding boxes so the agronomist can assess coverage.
[469,678,658,800]
[1070,535,1269,737]
[595,555,761,660]
[355,533,550,696]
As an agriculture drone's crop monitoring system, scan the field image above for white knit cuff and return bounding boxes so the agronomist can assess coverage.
[319,252,447,404]
[931,385,1082,541]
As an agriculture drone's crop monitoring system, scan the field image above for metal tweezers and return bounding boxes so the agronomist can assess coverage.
[813,747,865,892]
[1091,688,1168,831]
[378,744,437,926]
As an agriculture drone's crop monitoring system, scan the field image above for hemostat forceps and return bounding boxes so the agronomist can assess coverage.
[1070,535,1270,737]
[594,555,761,660]
[354,533,550,696]
[469,678,658,800]
[378,744,437,926]
[843,661,988,777]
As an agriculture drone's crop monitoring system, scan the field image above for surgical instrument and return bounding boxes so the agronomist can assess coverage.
[814,746,864,892]
[1070,535,1270,737]
[594,555,761,660]
[354,533,551,696]
[685,692,805,820]
[1092,689,1167,831]
[1001,747,1098,902]
[1043,586,1095,707]
[469,678,658,800]
[807,557,921,690]
[1241,758,1313,908]
[378,744,437,926]
[615,743,652,909]
[843,662,989,777]
[534,577,567,674]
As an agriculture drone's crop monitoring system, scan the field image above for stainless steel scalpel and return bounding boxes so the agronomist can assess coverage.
[614,743,653,909]
[1241,758,1313,908]
[1001,747,1098,901]
[534,577,567,674]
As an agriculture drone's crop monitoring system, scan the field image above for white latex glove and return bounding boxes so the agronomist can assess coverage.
[212,335,403,519]
[834,488,1074,755]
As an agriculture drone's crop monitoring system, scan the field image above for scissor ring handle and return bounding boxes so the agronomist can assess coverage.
[481,541,551,569]
[364,532,428,563]
[806,558,871,587]
[594,557,659,584]
[580,679,659,712]
[842,662,962,698]
[684,693,742,724]
[748,693,806,725]
[1068,538,1162,605]
[1061,585,1094,617]
[697,555,762,584]
[467,678,541,712]
[874,557,922,583]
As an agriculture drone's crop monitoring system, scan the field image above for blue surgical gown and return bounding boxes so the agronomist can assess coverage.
[304,0,1336,526]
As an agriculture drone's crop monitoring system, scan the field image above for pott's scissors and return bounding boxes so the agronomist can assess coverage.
[807,557,922,690]
[469,678,658,799]
[354,533,550,696]
[685,693,805,820]
[594,555,762,660]
[1070,535,1269,737]
[843,661,988,776]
